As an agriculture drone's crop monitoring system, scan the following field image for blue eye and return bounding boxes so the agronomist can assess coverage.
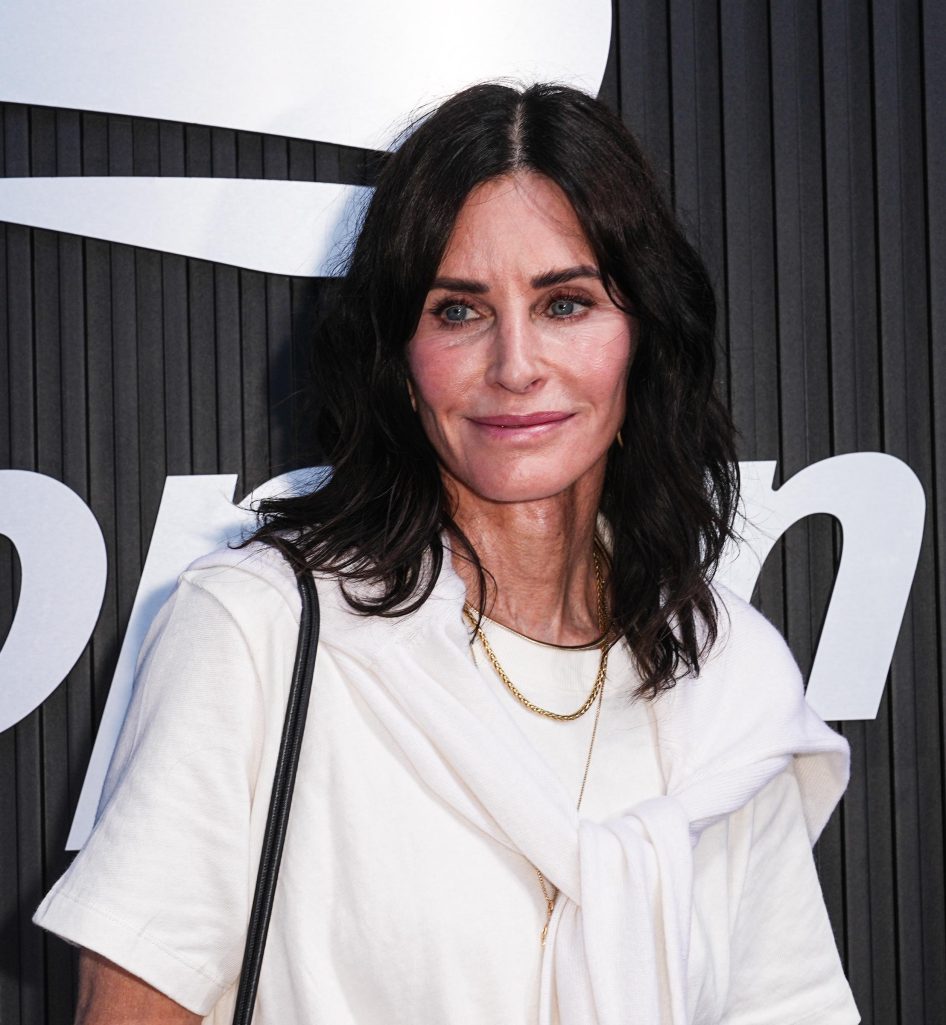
[444,304,475,322]
[431,300,482,327]
[547,295,591,317]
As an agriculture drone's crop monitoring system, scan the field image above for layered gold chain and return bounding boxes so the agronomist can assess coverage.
[462,548,609,721]
[464,545,611,944]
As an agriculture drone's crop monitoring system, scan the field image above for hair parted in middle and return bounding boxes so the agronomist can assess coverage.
[241,80,742,701]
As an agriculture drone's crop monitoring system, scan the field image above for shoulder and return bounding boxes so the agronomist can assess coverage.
[180,539,303,619]
[701,582,811,717]
[704,580,804,693]
[667,579,805,717]
[665,580,850,843]
[664,579,807,756]
[129,542,304,710]
[175,539,439,664]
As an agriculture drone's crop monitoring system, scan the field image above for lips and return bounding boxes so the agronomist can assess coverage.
[469,411,573,428]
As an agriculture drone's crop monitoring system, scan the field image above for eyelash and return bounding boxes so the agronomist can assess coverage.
[428,291,596,329]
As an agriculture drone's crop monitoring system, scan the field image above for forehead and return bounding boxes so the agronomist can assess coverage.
[436,172,595,278]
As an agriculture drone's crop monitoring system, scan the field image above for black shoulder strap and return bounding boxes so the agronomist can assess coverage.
[232,547,320,1024]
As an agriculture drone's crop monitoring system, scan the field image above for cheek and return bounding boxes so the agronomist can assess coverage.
[570,322,634,412]
[407,337,480,415]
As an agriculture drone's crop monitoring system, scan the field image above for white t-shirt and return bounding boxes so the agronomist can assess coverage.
[34,544,859,1024]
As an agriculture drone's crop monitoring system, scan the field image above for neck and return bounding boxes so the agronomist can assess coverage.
[446,472,605,647]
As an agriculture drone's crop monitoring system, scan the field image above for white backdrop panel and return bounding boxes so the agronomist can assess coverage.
[0,0,611,149]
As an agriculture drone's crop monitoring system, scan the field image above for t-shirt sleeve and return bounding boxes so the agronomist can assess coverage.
[33,573,268,1015]
[720,763,861,1025]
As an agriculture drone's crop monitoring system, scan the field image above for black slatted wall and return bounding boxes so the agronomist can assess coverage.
[1,2,943,1022]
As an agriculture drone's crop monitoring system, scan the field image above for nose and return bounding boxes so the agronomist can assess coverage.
[485,310,544,393]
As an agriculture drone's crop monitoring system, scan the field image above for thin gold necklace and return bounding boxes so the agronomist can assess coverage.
[462,548,609,721]
[464,546,610,943]
[535,678,606,944]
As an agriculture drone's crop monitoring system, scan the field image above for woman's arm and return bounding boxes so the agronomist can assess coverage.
[720,765,859,1024]
[75,949,201,1025]
[33,570,277,1017]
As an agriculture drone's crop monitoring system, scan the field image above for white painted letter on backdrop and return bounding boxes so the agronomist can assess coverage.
[0,0,611,275]
[0,178,372,277]
[0,471,107,733]
[0,1,610,149]
[66,467,330,850]
[716,452,926,722]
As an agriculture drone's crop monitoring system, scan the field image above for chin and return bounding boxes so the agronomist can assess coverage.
[458,467,592,505]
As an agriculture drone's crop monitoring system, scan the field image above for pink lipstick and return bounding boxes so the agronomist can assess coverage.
[468,411,574,439]
[471,411,572,427]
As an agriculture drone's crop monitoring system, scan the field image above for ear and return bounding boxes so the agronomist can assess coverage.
[406,378,418,412]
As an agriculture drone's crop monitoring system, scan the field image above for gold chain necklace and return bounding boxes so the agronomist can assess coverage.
[464,546,610,944]
[534,677,606,944]
[462,548,609,721]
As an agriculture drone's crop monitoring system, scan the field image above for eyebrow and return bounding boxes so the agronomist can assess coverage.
[532,264,601,288]
[429,264,601,293]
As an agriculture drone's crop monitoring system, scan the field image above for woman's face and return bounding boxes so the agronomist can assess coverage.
[406,171,636,507]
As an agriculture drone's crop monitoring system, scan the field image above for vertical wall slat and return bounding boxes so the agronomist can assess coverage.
[617,0,672,189]
[133,120,165,555]
[240,267,269,495]
[719,3,779,466]
[158,123,190,482]
[0,100,21,1025]
[213,265,243,485]
[188,260,218,474]
[56,222,87,1025]
[184,125,217,476]
[265,276,294,474]
[718,2,787,634]
[872,3,939,1022]
[6,103,43,1025]
[820,4,888,1015]
[83,237,118,728]
[209,128,243,486]
[31,103,70,1024]
[921,0,946,1007]
[668,0,729,404]
[106,116,142,658]
[236,134,269,494]
[768,4,852,960]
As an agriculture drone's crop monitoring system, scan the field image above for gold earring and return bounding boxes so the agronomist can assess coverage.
[616,429,624,448]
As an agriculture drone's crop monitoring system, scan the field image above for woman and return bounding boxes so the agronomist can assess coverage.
[35,82,859,1024]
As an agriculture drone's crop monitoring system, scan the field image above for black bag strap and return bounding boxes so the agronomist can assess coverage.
[232,545,320,1024]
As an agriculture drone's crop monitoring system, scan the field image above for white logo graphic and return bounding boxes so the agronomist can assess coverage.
[0,0,611,273]
[720,454,925,721]
[0,472,107,733]
[0,178,370,277]
[0,459,926,848]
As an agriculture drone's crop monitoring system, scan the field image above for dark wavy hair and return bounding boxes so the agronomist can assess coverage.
[238,80,742,699]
